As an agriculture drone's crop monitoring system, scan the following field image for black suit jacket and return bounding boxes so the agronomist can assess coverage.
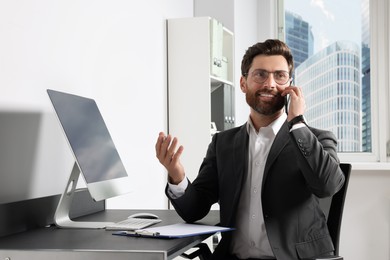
[168,121,345,260]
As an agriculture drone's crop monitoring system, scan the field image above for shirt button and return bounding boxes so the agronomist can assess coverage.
[253,188,258,193]
[251,214,256,219]
[255,161,260,166]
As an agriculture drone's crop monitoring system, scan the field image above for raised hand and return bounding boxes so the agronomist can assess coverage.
[155,132,185,184]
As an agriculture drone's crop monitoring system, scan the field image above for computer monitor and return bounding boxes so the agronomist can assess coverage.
[47,89,132,228]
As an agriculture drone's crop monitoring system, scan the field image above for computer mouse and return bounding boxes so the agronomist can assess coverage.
[128,212,160,219]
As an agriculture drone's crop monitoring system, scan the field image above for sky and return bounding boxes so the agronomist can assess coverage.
[284,0,362,53]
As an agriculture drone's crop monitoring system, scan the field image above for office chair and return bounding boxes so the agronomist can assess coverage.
[181,163,352,260]
[308,162,351,260]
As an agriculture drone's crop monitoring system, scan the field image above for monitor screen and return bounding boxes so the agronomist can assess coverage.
[47,89,132,202]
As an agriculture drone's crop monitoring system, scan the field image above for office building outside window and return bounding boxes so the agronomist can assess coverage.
[285,11,313,69]
[294,42,360,152]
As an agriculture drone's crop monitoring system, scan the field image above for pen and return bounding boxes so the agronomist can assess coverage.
[124,230,160,237]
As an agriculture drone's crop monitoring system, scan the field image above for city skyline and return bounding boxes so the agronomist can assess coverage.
[285,0,362,53]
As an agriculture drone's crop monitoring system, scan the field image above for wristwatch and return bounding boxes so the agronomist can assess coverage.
[288,115,306,129]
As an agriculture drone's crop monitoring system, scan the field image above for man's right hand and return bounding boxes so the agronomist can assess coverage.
[155,132,185,184]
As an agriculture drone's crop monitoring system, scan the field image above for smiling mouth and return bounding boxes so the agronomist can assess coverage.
[256,91,278,99]
[258,93,275,98]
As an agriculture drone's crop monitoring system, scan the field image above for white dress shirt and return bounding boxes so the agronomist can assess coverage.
[230,113,286,258]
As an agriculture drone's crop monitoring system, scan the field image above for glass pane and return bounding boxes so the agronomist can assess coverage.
[284,0,370,153]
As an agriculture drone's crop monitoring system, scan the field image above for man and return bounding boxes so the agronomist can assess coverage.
[155,39,345,260]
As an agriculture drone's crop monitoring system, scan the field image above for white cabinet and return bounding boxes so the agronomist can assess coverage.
[167,17,234,182]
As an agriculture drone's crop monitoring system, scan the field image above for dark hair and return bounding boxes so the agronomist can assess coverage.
[241,39,294,76]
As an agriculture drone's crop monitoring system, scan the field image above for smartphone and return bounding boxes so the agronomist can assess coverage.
[284,95,289,115]
[284,79,293,115]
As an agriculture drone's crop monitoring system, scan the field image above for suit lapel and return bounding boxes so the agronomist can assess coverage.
[232,125,249,184]
[227,124,249,225]
[263,121,290,185]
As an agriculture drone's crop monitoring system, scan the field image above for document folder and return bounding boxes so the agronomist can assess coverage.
[112,223,234,239]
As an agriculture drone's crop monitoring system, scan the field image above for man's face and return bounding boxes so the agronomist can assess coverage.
[240,55,291,116]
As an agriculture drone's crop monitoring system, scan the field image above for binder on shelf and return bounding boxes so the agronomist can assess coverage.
[112,222,234,239]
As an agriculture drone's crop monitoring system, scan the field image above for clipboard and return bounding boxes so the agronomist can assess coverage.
[112,223,234,239]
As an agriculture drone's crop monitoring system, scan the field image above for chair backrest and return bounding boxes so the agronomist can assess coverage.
[318,163,351,255]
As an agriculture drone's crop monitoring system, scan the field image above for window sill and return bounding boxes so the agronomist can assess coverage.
[350,162,390,173]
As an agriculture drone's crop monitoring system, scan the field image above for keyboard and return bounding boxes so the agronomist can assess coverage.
[105,217,162,231]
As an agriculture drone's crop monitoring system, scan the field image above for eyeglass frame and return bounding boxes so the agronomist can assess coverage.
[243,69,292,85]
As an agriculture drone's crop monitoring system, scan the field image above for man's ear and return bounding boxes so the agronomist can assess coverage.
[240,76,247,93]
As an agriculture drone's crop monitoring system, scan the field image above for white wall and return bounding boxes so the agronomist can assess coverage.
[340,168,390,260]
[232,0,257,126]
[0,0,193,209]
[194,0,234,33]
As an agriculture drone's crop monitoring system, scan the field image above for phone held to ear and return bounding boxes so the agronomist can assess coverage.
[285,79,293,114]
[284,95,289,115]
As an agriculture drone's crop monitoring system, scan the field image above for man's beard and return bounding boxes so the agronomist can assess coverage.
[246,90,285,115]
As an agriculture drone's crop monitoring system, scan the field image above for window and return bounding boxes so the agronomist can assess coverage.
[280,0,390,163]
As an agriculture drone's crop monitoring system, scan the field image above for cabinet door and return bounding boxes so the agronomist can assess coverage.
[167,17,234,183]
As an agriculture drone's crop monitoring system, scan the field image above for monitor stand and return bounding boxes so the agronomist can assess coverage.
[54,162,115,229]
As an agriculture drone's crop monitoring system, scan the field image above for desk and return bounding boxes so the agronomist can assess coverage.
[0,209,219,260]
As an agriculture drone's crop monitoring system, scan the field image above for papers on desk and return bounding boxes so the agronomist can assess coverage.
[112,223,234,239]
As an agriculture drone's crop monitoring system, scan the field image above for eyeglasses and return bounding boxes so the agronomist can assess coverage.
[244,69,291,85]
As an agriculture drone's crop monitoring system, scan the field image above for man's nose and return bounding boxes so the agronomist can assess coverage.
[263,73,277,88]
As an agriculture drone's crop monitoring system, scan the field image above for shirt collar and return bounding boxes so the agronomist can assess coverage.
[246,112,287,136]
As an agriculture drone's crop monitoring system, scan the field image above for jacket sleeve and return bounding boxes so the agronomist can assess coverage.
[290,126,345,198]
[166,134,220,223]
